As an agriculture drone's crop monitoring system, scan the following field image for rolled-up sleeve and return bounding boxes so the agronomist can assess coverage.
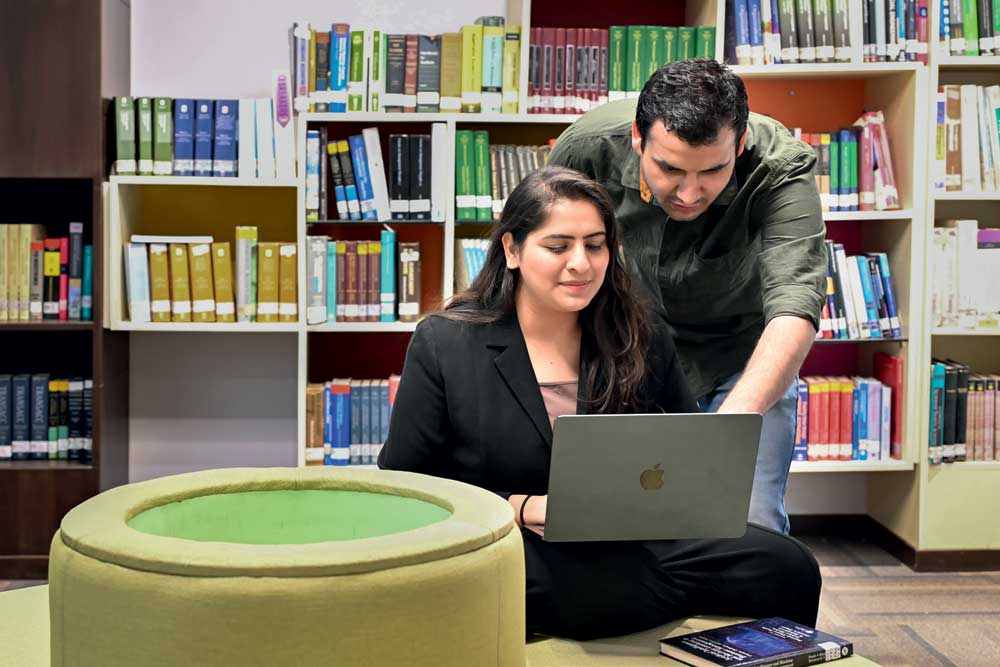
[753,151,827,330]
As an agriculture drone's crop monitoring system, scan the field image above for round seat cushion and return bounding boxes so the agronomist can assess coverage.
[49,467,525,667]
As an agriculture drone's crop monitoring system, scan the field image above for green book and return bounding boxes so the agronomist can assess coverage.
[847,130,858,210]
[664,27,679,63]
[608,26,628,100]
[695,26,716,60]
[638,27,653,90]
[626,26,644,93]
[647,26,666,77]
[964,0,980,55]
[995,0,1000,52]
[152,97,172,176]
[347,29,366,110]
[137,97,153,175]
[677,27,696,61]
[455,130,476,221]
[114,96,136,175]
[473,131,492,221]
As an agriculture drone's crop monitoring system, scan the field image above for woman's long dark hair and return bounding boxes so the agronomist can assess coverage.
[442,166,652,414]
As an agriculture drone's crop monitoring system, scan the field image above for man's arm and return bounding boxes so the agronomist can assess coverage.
[717,315,814,414]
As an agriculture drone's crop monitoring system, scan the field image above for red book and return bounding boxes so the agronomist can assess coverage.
[807,379,821,462]
[828,379,840,461]
[403,34,419,113]
[59,237,69,320]
[588,28,601,108]
[577,28,591,113]
[541,28,556,113]
[874,352,904,459]
[839,379,853,461]
[599,28,609,106]
[564,28,578,115]
[856,119,875,211]
[554,28,566,114]
[817,377,830,461]
[916,0,929,64]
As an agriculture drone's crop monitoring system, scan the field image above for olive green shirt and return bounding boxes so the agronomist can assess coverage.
[548,99,826,398]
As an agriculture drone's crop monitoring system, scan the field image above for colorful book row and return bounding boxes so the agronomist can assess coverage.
[0,374,93,462]
[0,224,93,322]
[940,0,1000,56]
[818,242,903,341]
[934,84,1000,194]
[305,376,401,465]
[930,222,1000,330]
[929,361,1000,463]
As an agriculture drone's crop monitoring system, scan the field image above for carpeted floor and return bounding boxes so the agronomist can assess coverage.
[4,536,999,666]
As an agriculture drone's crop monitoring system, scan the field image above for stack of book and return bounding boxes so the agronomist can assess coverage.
[527,25,716,113]
[940,0,1000,56]
[123,229,297,325]
[794,111,901,213]
[305,375,401,465]
[305,125,448,223]
[796,353,904,461]
[305,230,421,325]
[290,19,521,114]
[931,221,1000,330]
[0,224,93,322]
[113,87,296,181]
[817,241,903,341]
[0,374,93,462]
[929,361,1000,464]
[934,84,1000,194]
[455,131,554,222]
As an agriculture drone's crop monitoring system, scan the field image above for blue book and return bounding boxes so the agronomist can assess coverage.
[380,227,396,322]
[855,256,881,338]
[194,100,214,176]
[793,380,808,462]
[865,256,890,338]
[660,617,853,667]
[326,241,338,322]
[211,100,238,177]
[930,363,946,464]
[770,0,782,63]
[81,245,93,321]
[0,375,11,461]
[11,375,30,460]
[324,383,351,466]
[858,380,869,460]
[172,99,195,176]
[867,380,882,459]
[350,382,362,464]
[747,0,764,54]
[734,0,751,63]
[330,24,350,113]
[873,253,902,337]
[29,374,49,461]
[360,381,371,464]
[851,382,861,460]
[348,135,378,220]
[379,381,390,445]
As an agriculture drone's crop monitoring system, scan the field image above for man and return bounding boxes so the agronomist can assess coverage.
[548,58,825,533]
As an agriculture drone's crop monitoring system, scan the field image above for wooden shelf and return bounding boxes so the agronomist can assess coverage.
[931,328,1000,336]
[934,191,1000,201]
[110,175,298,187]
[730,62,922,78]
[110,321,300,333]
[938,461,1000,470]
[308,322,418,333]
[300,111,578,124]
[937,56,1000,69]
[0,460,95,471]
[813,336,908,344]
[823,210,913,221]
[790,460,914,473]
[0,321,94,332]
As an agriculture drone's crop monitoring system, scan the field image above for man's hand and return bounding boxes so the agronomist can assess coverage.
[718,315,815,415]
[509,494,547,527]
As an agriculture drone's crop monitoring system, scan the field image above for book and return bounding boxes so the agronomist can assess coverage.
[398,241,421,322]
[188,243,216,322]
[153,97,173,175]
[137,97,153,175]
[168,243,192,322]
[278,242,298,322]
[660,617,853,667]
[257,242,280,323]
[148,243,171,323]
[114,96,137,175]
[124,242,151,323]
[211,99,237,177]
[172,98,195,176]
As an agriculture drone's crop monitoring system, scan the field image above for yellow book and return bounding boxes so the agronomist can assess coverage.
[278,242,298,322]
[20,224,44,321]
[460,25,483,113]
[211,242,236,323]
[440,33,463,112]
[235,226,258,322]
[168,243,192,322]
[309,28,317,112]
[188,243,216,323]
[257,242,280,323]
[0,225,8,321]
[501,26,521,114]
[6,225,19,320]
[305,383,325,465]
[147,243,172,323]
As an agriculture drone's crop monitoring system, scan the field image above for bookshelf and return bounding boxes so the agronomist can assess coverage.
[0,0,130,579]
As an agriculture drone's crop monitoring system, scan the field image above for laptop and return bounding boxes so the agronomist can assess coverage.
[526,413,763,542]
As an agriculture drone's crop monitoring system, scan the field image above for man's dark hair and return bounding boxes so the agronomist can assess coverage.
[635,58,749,149]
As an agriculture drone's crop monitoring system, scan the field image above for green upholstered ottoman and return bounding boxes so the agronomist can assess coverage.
[48,467,525,667]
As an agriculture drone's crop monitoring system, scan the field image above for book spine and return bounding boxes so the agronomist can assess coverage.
[678,26,696,61]
[369,30,387,112]
[362,127,392,221]
[696,26,717,59]
[389,134,410,220]
[398,241,421,322]
[211,100,237,177]
[168,243,191,322]
[331,23,350,112]
[461,25,484,113]
[794,380,809,461]
[137,97,153,174]
[193,100,214,176]
[29,374,49,460]
[81,245,93,320]
[348,135,378,220]
[313,30,330,112]
[171,98,195,176]
[417,34,442,112]
[235,226,258,322]
[455,130,476,220]
[384,33,407,112]
[327,141,348,220]
[115,96,137,174]
[482,24,505,113]
[188,243,216,322]
[347,30,367,111]
[153,97,173,175]
[0,376,10,460]
[474,130,492,220]
[278,243,298,322]
[318,127,328,221]
[367,241,381,322]
[305,130,320,222]
[211,242,236,322]
[29,241,43,321]
[325,241,337,322]
[381,228,396,322]
[148,243,171,322]
[410,134,431,221]
[439,33,462,112]
[403,34,419,113]
[502,26,521,113]
[257,242,280,322]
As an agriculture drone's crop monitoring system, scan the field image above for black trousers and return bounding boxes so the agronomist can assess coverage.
[523,523,822,641]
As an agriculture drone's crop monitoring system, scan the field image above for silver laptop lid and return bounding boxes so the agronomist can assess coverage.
[541,413,762,542]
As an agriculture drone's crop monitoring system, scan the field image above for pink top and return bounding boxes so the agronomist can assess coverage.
[539,380,578,429]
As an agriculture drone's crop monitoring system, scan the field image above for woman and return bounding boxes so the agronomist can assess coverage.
[378,166,820,640]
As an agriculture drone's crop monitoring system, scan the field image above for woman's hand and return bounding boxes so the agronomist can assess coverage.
[509,494,547,527]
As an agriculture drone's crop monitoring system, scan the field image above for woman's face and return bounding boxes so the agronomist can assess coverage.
[503,198,610,316]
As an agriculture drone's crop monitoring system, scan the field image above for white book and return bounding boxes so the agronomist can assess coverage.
[976,86,997,191]
[238,99,257,179]
[881,385,892,461]
[985,86,1000,191]
[130,235,213,244]
[431,123,447,222]
[292,22,312,113]
[272,69,296,180]
[845,257,871,338]
[960,84,981,192]
[254,98,277,181]
[946,219,980,327]
[124,242,151,323]
[306,236,328,324]
[362,127,392,222]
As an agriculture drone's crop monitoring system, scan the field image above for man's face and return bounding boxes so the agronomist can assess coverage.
[632,119,747,221]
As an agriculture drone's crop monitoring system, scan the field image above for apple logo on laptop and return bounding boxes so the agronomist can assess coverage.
[639,464,664,490]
